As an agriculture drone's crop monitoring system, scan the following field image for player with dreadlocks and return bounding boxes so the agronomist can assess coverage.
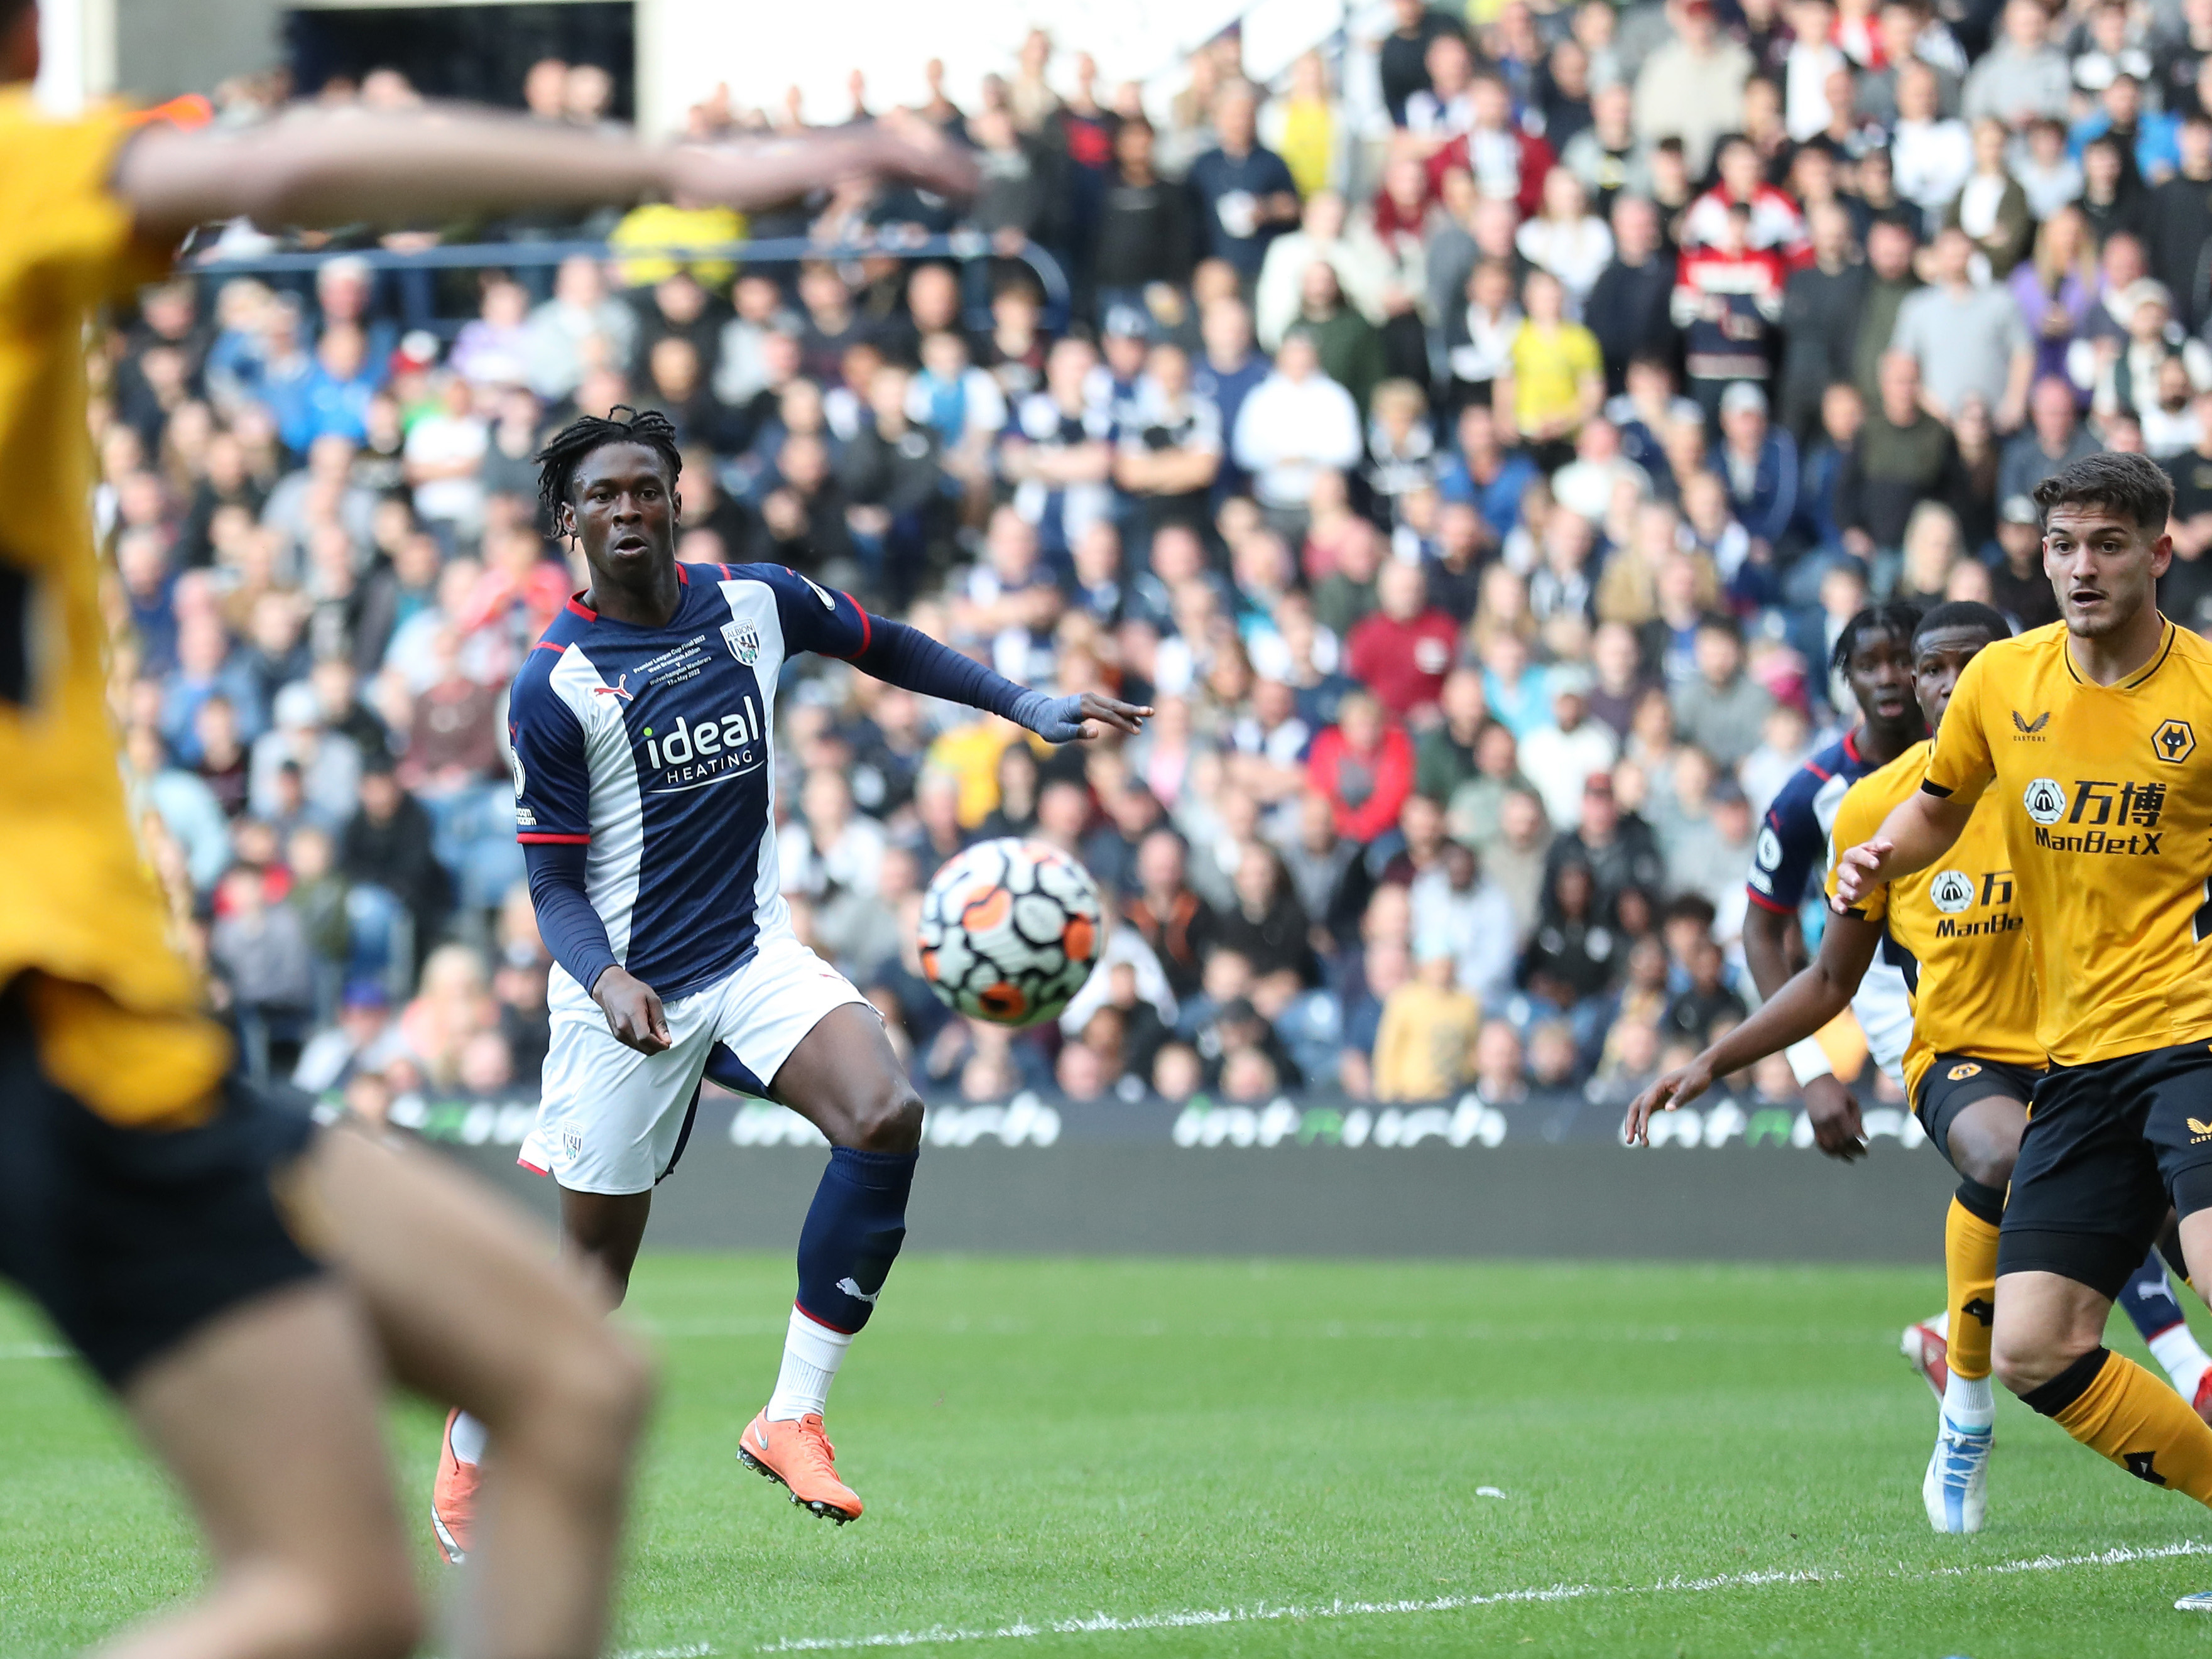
[1741,601,1929,1156]
[429,406,1149,1546]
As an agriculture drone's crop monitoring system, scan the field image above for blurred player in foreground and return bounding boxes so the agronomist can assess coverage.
[1834,454,2212,1564]
[0,1,975,1650]
[1630,601,2211,1535]
[431,407,1147,1546]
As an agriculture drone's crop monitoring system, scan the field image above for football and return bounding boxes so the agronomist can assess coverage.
[917,837,1104,1027]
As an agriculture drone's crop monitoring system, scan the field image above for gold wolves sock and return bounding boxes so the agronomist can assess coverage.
[1945,1190,2002,1384]
[2024,1347,2212,1503]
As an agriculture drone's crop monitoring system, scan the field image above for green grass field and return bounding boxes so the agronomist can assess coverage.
[8,1254,2212,1656]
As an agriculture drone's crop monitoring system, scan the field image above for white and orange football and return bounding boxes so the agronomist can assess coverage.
[917,837,1103,1027]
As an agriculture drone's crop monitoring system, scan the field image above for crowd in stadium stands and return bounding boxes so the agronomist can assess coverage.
[101,4,2212,1124]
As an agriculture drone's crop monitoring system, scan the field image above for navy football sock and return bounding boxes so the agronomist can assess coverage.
[2117,1249,2190,1344]
[2117,1246,2212,1396]
[794,1146,916,1334]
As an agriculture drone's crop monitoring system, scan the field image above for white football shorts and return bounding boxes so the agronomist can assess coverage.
[520,930,871,1194]
[1853,957,1914,1096]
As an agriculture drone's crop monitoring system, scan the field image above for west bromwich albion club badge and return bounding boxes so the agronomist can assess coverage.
[722,618,760,665]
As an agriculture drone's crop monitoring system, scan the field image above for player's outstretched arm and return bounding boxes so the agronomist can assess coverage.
[1830,790,1973,911]
[1625,911,1881,1154]
[849,612,1150,742]
[114,107,976,245]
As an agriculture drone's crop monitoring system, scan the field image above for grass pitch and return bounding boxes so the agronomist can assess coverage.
[7,1255,2212,1656]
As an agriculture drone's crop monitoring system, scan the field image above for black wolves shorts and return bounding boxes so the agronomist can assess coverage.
[1997,1041,2212,1300]
[0,987,323,1389]
[1913,1053,2042,1175]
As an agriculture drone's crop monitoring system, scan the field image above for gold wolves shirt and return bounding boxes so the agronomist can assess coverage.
[1922,619,2212,1067]
[0,92,230,1123]
[1826,739,2042,1099]
[509,562,871,1006]
[1748,727,1916,1086]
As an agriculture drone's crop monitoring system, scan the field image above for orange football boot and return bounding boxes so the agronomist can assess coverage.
[737,1410,863,1523]
[2193,1370,2212,1428]
[431,1407,481,1565]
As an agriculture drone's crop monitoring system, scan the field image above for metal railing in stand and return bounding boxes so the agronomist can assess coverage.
[183,233,1074,335]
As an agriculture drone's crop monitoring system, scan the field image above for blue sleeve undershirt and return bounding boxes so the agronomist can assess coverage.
[526,840,619,996]
[851,617,1027,719]
[850,615,1075,737]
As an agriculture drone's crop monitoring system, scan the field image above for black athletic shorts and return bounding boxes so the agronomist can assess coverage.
[1913,1053,2041,1175]
[0,987,324,1389]
[1997,1040,2212,1300]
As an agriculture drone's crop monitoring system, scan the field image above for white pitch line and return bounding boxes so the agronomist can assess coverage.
[638,1318,1870,1348]
[753,1540,2212,1653]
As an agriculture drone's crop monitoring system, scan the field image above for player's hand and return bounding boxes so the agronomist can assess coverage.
[593,967,672,1055]
[1067,692,1151,741]
[1803,1074,1867,1162]
[1624,1062,1714,1146]
[1829,839,1890,911]
[1021,691,1153,743]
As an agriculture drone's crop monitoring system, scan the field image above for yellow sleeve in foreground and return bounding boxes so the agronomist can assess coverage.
[0,92,172,312]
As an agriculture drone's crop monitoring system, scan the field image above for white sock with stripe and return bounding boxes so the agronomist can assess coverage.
[766,1306,853,1422]
[2150,1323,2212,1402]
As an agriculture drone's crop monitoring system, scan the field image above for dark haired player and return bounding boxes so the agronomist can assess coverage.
[1741,603,1926,1158]
[0,3,982,1649]
[1631,602,2211,1533]
[432,408,1147,1543]
[1837,454,2212,1565]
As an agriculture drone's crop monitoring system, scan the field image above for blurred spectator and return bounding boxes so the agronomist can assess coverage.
[1964,0,2071,126]
[1233,332,1363,537]
[1123,827,1207,999]
[1544,770,1664,922]
[1673,202,1786,426]
[1891,227,2033,430]
[1307,690,1415,844]
[212,863,314,1082]
[1584,195,1674,387]
[1498,270,1604,467]
[2000,376,2102,503]
[1188,82,1302,280]
[1839,352,1961,560]
[1662,932,1748,1045]
[341,756,449,964]
[1411,839,1517,1007]
[1672,616,1776,766]
[1633,0,1755,177]
[1206,843,1318,985]
[1373,939,1481,1101]
[1346,560,1457,719]
[293,979,401,1094]
[1413,666,1491,800]
[1521,667,1620,829]
[125,721,229,893]
[251,681,362,825]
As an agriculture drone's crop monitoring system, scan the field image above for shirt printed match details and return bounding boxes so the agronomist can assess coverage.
[1921,619,2212,1067]
[508,561,865,1004]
